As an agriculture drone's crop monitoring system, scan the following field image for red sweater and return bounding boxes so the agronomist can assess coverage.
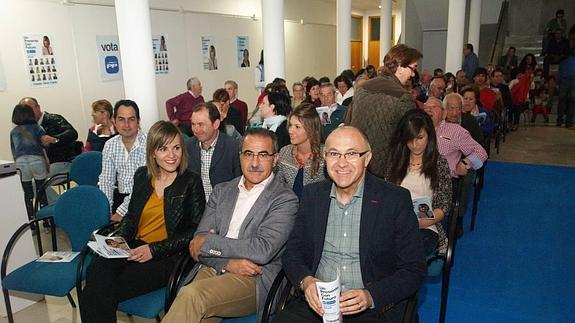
[165,92,204,125]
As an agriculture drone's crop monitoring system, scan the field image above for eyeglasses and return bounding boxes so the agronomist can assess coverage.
[240,151,276,160]
[406,65,418,73]
[324,150,370,161]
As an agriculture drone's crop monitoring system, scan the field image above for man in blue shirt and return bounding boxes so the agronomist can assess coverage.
[462,43,479,82]
[557,49,575,128]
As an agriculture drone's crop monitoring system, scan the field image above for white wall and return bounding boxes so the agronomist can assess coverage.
[422,31,447,71]
[0,0,337,160]
[403,0,423,52]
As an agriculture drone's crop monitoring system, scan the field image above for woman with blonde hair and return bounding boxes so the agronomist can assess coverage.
[84,99,116,152]
[81,121,205,323]
[276,103,325,198]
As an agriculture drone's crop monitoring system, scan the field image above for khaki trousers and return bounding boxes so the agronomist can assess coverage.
[162,266,256,323]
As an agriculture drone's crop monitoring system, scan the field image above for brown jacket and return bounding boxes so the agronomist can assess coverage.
[350,71,415,178]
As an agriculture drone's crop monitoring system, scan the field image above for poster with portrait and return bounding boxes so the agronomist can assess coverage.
[23,34,59,87]
[96,35,123,81]
[237,36,250,68]
[152,35,169,75]
[201,36,218,71]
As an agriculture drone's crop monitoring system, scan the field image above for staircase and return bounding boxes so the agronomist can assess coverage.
[503,34,544,66]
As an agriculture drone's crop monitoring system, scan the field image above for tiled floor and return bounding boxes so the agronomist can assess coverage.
[2,117,574,323]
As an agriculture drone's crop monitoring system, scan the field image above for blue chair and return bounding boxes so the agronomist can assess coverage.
[1,186,109,323]
[35,151,103,220]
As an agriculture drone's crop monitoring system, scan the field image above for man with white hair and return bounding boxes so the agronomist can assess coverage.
[224,80,249,125]
[166,77,205,136]
[429,77,446,100]
[443,93,484,146]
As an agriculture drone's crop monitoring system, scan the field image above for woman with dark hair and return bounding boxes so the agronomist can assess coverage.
[255,50,265,93]
[385,109,451,256]
[84,99,116,152]
[334,75,354,106]
[303,77,321,107]
[10,104,49,221]
[276,103,326,199]
[519,53,537,72]
[259,91,291,149]
[460,84,494,137]
[80,121,206,323]
[444,72,458,94]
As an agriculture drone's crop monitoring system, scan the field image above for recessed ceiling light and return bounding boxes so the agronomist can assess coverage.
[379,5,382,9]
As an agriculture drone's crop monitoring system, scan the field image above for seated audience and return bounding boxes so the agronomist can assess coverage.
[276,103,326,199]
[444,93,484,146]
[274,126,426,323]
[291,82,306,109]
[99,100,147,222]
[319,83,347,139]
[455,69,469,89]
[225,80,249,125]
[386,109,452,257]
[163,128,298,322]
[165,77,204,136]
[303,78,321,107]
[188,102,242,201]
[334,75,354,106]
[460,85,494,140]
[444,72,458,95]
[473,67,497,112]
[497,46,518,72]
[424,97,488,178]
[84,99,116,152]
[211,99,242,141]
[80,121,206,323]
[213,88,245,136]
[429,77,446,100]
[260,91,291,149]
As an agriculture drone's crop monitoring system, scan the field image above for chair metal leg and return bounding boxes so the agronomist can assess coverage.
[66,293,77,308]
[3,288,15,323]
[439,266,452,323]
[155,315,162,322]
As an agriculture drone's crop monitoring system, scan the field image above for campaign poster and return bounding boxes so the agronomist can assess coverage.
[23,34,59,87]
[237,36,250,68]
[201,36,218,71]
[96,35,122,81]
[152,35,169,75]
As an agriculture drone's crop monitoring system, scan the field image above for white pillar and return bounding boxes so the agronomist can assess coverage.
[262,0,285,82]
[379,0,392,64]
[468,0,482,55]
[337,0,351,73]
[114,0,158,131]
[445,0,467,74]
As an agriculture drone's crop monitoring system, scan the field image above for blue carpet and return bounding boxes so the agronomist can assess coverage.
[418,161,575,323]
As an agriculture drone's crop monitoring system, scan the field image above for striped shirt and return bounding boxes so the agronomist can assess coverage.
[99,131,147,216]
[435,121,488,177]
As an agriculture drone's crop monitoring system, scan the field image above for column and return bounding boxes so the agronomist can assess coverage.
[337,0,351,73]
[379,0,392,64]
[262,0,285,82]
[115,0,158,130]
[445,0,467,74]
[468,0,482,55]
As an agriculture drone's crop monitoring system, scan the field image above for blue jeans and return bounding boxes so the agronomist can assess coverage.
[558,78,575,127]
[15,155,48,181]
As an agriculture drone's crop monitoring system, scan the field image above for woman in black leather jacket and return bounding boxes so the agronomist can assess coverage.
[81,121,205,323]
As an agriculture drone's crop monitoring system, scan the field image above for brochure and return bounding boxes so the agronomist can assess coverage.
[412,196,435,220]
[88,234,131,258]
[36,251,79,262]
[316,106,332,125]
[316,272,342,323]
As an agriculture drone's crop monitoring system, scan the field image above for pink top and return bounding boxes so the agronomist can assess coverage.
[435,121,488,177]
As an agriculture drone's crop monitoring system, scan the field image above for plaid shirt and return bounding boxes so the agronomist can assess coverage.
[316,181,365,291]
[435,121,488,177]
[199,133,219,201]
[99,131,147,216]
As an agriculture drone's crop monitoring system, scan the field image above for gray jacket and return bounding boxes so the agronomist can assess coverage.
[182,175,298,322]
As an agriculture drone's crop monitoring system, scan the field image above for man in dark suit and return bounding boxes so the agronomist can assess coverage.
[187,102,242,201]
[275,126,426,323]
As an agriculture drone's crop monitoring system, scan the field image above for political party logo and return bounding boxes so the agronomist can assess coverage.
[105,56,119,74]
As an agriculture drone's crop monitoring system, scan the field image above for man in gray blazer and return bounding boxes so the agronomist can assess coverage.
[163,128,299,323]
[187,102,242,201]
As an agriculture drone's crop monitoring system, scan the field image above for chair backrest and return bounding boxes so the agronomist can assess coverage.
[69,151,102,186]
[54,185,109,251]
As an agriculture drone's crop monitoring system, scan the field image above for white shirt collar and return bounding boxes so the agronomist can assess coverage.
[238,173,274,192]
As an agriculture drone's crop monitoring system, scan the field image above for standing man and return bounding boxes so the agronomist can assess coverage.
[99,100,147,222]
[463,43,479,82]
[225,80,249,125]
[187,102,242,201]
[318,83,347,139]
[351,44,420,178]
[557,49,575,128]
[19,97,78,203]
[274,126,426,322]
[165,77,204,136]
[164,128,298,322]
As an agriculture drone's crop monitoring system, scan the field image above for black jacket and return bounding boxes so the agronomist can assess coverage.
[115,167,206,259]
[41,112,78,163]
